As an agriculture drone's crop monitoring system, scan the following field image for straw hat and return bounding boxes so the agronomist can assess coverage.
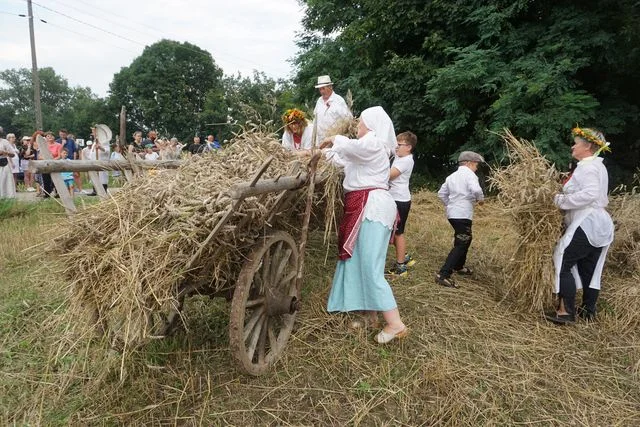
[315,75,333,88]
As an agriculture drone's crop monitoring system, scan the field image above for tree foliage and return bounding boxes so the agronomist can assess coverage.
[0,67,110,139]
[294,0,640,181]
[108,39,224,141]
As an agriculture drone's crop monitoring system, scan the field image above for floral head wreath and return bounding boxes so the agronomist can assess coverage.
[572,126,611,155]
[282,108,307,126]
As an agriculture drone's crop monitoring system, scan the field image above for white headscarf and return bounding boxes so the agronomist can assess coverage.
[360,106,397,154]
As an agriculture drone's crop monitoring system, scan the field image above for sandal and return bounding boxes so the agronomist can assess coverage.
[455,267,473,275]
[375,327,409,344]
[435,273,459,288]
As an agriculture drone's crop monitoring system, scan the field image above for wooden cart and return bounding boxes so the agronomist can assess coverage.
[146,153,323,376]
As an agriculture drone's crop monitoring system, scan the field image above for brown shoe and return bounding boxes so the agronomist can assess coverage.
[435,273,459,288]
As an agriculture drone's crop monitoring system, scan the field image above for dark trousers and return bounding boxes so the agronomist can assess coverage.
[42,173,54,196]
[439,219,472,278]
[558,227,602,318]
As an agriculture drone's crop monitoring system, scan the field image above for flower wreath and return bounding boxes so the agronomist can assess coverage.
[572,127,611,154]
[282,108,307,126]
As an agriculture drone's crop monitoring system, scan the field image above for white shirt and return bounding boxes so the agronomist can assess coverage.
[388,154,414,202]
[313,91,352,145]
[437,165,484,219]
[145,151,159,161]
[325,132,396,228]
[554,156,614,247]
[282,125,314,151]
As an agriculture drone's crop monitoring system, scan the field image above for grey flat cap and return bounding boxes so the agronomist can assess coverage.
[458,151,485,163]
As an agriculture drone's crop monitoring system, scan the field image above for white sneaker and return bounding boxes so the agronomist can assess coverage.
[26,187,36,192]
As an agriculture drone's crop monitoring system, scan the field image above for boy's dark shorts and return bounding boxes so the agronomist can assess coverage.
[395,200,411,235]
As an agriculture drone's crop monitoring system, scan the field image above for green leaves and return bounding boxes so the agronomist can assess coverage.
[295,0,640,181]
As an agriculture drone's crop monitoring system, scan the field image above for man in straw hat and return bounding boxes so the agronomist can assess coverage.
[546,127,614,325]
[435,151,485,288]
[313,75,352,145]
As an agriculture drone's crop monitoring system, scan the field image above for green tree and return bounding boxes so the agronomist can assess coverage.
[215,71,298,140]
[0,67,111,139]
[294,0,640,182]
[108,39,224,141]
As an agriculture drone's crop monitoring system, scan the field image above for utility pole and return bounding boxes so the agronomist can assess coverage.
[27,0,43,130]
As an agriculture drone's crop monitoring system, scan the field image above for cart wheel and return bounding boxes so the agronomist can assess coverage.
[230,231,300,376]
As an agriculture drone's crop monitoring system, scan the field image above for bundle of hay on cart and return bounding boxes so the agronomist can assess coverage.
[51,128,343,376]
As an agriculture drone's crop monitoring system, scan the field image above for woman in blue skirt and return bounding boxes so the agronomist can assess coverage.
[319,106,408,343]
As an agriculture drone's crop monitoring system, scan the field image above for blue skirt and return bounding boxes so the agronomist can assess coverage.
[327,219,397,312]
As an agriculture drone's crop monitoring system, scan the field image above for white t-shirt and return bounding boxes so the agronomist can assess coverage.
[145,151,159,161]
[388,154,414,202]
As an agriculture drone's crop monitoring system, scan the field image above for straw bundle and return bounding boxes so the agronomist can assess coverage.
[608,193,640,274]
[488,130,563,311]
[51,128,341,351]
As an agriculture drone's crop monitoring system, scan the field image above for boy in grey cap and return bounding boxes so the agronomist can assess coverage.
[435,151,485,288]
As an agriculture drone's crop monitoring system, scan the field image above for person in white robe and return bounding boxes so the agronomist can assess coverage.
[0,127,17,199]
[313,75,353,145]
[546,127,614,324]
[320,106,408,344]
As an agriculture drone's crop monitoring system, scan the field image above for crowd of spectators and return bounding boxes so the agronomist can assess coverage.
[0,126,223,200]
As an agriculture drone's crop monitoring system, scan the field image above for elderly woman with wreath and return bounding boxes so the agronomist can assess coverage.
[545,127,614,325]
[281,108,314,153]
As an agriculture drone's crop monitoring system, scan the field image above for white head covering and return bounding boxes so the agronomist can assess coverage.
[359,106,397,154]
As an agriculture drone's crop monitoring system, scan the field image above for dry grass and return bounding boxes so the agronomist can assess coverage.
[487,130,563,312]
[2,147,640,425]
[47,127,342,372]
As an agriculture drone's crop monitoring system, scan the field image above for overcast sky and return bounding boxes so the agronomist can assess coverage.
[0,0,306,97]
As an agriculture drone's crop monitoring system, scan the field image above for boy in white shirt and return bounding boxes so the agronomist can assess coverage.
[435,151,485,288]
[388,131,417,276]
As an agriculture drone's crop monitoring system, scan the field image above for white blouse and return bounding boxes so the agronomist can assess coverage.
[325,132,396,228]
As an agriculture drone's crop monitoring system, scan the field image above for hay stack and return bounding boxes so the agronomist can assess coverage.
[607,193,640,274]
[51,128,341,351]
[488,130,563,311]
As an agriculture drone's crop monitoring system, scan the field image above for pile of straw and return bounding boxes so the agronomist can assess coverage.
[51,128,341,352]
[488,130,563,311]
[608,193,640,274]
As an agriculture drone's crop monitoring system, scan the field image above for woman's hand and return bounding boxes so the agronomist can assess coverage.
[319,137,334,149]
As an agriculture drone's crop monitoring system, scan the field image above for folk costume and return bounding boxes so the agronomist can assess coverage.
[0,138,16,199]
[324,106,398,313]
[551,128,614,321]
[281,109,314,151]
[313,76,352,145]
[436,151,485,286]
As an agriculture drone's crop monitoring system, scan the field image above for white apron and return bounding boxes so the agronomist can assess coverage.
[552,156,613,293]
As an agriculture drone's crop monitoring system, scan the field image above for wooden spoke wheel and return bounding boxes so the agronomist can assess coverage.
[229,231,300,376]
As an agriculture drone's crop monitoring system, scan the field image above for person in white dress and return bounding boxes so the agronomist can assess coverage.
[320,106,408,344]
[0,127,17,199]
[546,127,614,324]
[313,75,353,145]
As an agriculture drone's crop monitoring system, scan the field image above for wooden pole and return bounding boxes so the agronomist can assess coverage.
[27,0,43,130]
[29,159,182,173]
[119,106,126,149]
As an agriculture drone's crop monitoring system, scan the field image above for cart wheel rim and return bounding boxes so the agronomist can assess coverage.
[229,231,299,375]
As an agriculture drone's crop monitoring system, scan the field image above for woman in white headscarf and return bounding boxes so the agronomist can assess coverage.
[320,106,408,343]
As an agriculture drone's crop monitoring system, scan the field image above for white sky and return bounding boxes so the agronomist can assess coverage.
[0,0,306,97]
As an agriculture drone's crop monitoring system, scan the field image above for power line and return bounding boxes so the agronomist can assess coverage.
[47,0,159,42]
[31,0,147,47]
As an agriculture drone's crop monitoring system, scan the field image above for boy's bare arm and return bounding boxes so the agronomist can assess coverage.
[389,167,401,180]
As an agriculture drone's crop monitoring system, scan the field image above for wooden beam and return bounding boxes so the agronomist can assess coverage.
[119,106,126,148]
[29,159,182,173]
